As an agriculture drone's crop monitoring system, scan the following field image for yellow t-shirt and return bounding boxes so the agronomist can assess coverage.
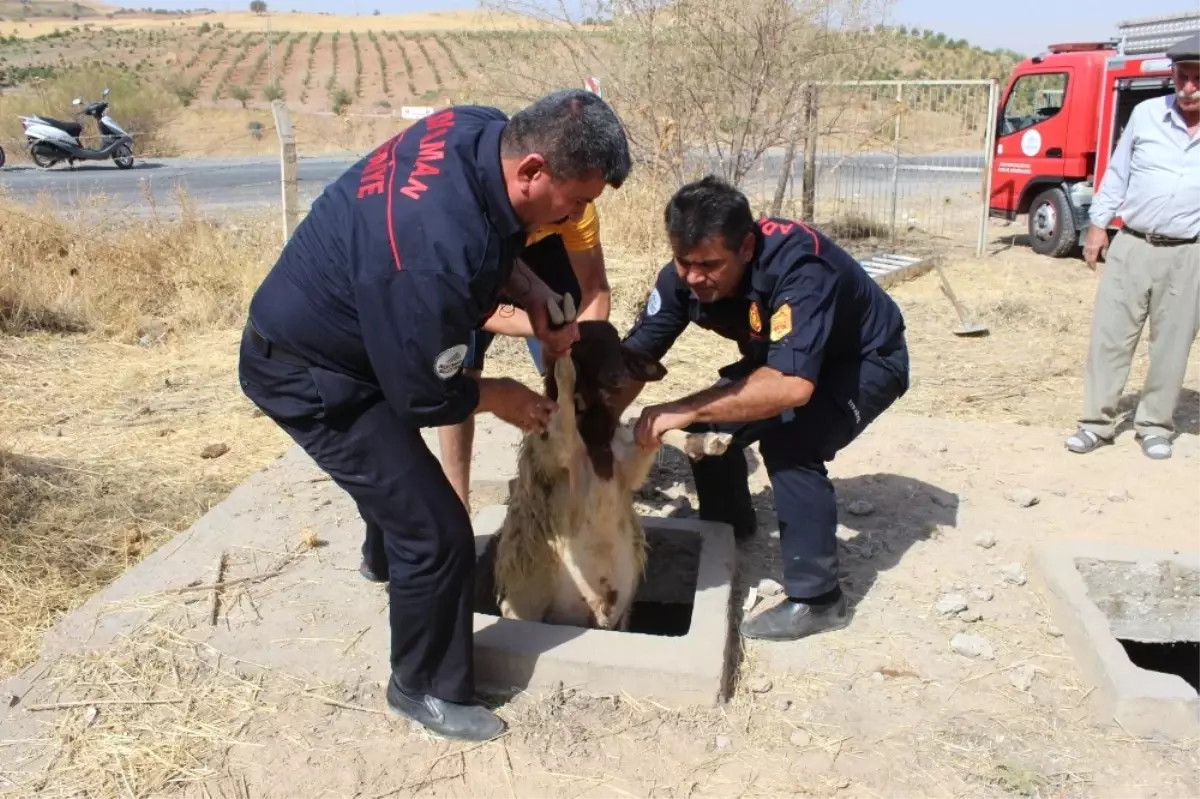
[526,201,600,252]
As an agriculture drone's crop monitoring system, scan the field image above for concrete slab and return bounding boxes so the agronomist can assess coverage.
[1031,541,1200,741]
[469,505,738,708]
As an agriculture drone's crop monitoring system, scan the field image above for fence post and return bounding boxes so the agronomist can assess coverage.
[272,100,299,246]
[801,83,819,222]
[888,82,903,246]
[976,80,1000,258]
[771,116,800,218]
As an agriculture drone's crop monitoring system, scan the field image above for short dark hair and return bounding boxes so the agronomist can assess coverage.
[501,89,632,188]
[664,175,755,253]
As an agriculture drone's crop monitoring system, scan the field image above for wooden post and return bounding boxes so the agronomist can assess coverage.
[272,100,299,246]
[801,84,819,222]
[770,116,800,218]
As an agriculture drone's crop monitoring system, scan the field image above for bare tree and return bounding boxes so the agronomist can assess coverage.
[478,0,893,184]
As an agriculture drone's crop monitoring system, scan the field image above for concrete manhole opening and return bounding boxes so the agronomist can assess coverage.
[468,505,737,706]
[474,527,701,637]
[1119,640,1199,693]
[1076,557,1200,695]
[1033,544,1200,741]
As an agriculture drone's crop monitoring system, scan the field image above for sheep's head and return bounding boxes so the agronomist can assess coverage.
[545,320,666,414]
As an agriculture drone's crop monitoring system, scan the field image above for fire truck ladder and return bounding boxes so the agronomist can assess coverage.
[1116,12,1200,56]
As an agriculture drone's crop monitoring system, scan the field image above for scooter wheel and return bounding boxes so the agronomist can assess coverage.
[30,148,57,169]
[113,143,134,170]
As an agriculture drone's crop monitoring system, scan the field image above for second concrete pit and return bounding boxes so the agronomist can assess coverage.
[1032,542,1200,741]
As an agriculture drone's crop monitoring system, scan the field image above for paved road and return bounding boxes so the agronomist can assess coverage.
[0,151,986,214]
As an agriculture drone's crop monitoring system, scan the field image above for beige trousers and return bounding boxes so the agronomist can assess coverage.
[1080,229,1200,440]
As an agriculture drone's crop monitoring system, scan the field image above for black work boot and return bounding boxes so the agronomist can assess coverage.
[740,589,849,641]
[385,675,506,742]
[359,559,387,583]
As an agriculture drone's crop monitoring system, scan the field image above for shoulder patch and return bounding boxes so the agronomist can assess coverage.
[434,344,468,380]
[769,305,792,341]
[646,288,662,317]
[748,302,762,333]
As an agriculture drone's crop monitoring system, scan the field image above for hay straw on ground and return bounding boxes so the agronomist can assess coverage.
[0,624,288,799]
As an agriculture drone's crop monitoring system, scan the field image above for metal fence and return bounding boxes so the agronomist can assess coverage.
[737,79,1000,259]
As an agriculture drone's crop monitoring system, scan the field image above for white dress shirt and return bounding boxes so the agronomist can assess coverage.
[1089,94,1200,240]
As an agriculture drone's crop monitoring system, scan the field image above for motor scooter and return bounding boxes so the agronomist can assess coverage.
[19,88,135,170]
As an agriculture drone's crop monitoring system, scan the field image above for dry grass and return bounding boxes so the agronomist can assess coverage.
[0,191,290,677]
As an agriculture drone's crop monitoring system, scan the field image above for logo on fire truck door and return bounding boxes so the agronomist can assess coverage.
[1020,129,1042,157]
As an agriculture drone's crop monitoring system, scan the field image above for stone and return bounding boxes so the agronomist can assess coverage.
[200,442,230,459]
[847,500,875,516]
[973,587,994,602]
[775,698,792,712]
[1004,488,1040,508]
[959,610,983,623]
[950,633,995,660]
[1107,491,1129,503]
[1001,563,1028,586]
[715,734,732,750]
[789,730,811,747]
[748,677,774,694]
[757,578,784,597]
[936,594,969,615]
[973,532,997,549]
[1009,664,1036,692]
[1046,625,1063,638]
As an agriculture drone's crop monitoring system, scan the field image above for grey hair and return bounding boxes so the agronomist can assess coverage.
[501,88,632,188]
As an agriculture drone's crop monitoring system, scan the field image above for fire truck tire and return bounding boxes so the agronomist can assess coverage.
[1028,187,1077,258]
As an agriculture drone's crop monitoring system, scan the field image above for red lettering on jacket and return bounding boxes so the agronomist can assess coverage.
[758,217,819,254]
[758,219,795,237]
[400,110,456,201]
[356,142,393,199]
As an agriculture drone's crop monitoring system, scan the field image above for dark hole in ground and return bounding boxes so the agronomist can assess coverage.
[1119,639,1200,693]
[472,527,700,637]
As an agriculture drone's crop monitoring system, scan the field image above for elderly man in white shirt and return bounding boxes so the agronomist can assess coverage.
[1066,32,1200,461]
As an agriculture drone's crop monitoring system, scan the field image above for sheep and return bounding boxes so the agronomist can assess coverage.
[490,319,730,630]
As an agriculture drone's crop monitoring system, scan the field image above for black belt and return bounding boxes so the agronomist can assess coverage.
[244,321,313,368]
[1123,227,1198,247]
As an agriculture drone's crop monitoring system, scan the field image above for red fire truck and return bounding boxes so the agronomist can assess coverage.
[986,12,1200,257]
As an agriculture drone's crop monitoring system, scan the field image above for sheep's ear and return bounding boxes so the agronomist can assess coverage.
[621,346,667,382]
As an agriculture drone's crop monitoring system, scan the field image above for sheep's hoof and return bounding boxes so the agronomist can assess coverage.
[701,432,733,456]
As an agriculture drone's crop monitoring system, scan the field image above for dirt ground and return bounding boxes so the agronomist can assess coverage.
[1,235,1199,798]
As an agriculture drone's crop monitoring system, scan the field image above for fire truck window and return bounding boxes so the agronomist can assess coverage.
[1000,73,1068,136]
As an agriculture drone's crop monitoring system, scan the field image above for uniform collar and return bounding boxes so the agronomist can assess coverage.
[743,228,775,298]
[477,120,523,240]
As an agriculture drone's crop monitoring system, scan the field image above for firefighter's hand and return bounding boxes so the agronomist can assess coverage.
[1083,225,1109,271]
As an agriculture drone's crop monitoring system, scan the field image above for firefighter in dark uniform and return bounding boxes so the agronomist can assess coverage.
[237,89,631,741]
[620,175,910,642]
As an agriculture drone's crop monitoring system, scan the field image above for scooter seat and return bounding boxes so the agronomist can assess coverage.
[38,117,83,137]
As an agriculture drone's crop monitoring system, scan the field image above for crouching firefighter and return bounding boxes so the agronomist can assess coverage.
[237,89,631,741]
[618,175,910,642]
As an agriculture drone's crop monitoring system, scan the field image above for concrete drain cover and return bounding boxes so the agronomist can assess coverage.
[469,505,737,707]
[1032,542,1200,740]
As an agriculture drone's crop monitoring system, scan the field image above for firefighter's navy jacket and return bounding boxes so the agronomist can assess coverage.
[624,219,906,388]
[248,106,527,429]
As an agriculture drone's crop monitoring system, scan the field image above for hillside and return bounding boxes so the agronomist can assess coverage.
[0,14,1022,117]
